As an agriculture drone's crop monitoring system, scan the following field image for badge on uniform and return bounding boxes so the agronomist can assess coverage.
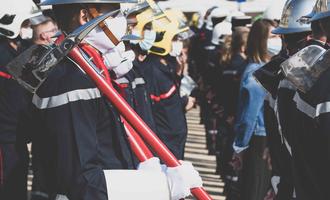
[280,45,330,93]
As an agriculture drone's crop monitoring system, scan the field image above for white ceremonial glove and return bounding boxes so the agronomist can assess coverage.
[137,157,163,172]
[111,50,135,78]
[103,42,125,68]
[103,42,135,78]
[165,161,203,200]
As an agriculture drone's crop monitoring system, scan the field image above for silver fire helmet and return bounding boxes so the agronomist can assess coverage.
[272,0,316,35]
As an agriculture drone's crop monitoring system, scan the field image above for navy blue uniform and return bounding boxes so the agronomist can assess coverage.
[276,41,329,200]
[291,71,330,200]
[140,55,188,159]
[0,38,30,200]
[266,80,295,199]
[31,57,134,200]
[116,64,156,132]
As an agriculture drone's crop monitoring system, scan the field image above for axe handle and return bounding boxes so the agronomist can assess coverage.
[88,7,120,46]
[122,118,154,161]
[68,46,213,200]
[80,43,153,162]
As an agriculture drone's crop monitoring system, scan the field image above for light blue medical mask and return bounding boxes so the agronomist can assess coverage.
[267,37,282,56]
[139,30,156,51]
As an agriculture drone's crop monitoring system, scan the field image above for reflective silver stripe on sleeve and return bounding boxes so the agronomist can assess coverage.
[131,77,145,89]
[293,92,316,118]
[116,77,129,84]
[293,93,330,118]
[223,70,238,75]
[316,101,330,117]
[133,77,145,85]
[32,88,101,109]
[55,194,69,200]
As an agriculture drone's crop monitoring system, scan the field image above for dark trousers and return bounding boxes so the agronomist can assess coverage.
[0,143,29,200]
[238,136,271,200]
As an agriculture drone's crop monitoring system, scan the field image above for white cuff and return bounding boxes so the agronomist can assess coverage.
[232,143,249,154]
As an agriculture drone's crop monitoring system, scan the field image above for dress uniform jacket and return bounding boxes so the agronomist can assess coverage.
[117,62,156,132]
[290,69,330,200]
[31,57,135,200]
[279,40,330,200]
[140,55,188,159]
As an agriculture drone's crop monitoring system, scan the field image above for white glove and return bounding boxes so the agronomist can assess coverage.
[103,42,136,78]
[165,161,203,200]
[111,50,135,78]
[137,157,164,172]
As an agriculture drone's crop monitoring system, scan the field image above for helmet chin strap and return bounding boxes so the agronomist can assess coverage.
[88,7,120,46]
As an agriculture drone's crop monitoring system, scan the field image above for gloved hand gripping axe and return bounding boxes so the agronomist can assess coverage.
[6,10,213,200]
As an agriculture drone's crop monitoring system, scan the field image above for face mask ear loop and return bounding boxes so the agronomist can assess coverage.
[88,7,120,46]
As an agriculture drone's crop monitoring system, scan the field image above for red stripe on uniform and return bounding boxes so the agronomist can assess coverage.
[150,85,176,102]
[0,71,11,79]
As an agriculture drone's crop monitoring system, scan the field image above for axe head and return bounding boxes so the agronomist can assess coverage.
[6,10,120,93]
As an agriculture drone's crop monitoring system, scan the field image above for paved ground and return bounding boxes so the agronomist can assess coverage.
[185,108,226,200]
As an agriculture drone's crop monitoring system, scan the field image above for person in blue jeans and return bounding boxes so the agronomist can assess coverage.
[231,19,280,200]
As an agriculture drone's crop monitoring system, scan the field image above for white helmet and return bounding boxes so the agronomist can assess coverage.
[0,0,41,39]
[206,7,229,30]
[263,0,287,21]
[272,0,317,35]
[211,21,232,45]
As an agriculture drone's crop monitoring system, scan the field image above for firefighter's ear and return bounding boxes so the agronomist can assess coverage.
[78,9,91,25]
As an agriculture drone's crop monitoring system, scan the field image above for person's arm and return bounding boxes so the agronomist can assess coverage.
[233,74,266,153]
[32,86,105,199]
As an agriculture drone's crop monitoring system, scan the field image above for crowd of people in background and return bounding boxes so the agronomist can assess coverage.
[188,0,330,199]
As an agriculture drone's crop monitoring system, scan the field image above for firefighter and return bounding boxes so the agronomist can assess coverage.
[10,0,203,199]
[202,7,229,86]
[255,0,330,198]
[118,3,157,132]
[0,1,41,199]
[134,8,195,160]
[280,0,330,199]
[196,7,229,128]
[264,0,317,198]
[28,13,59,200]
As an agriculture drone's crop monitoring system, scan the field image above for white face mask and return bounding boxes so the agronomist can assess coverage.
[103,42,136,78]
[139,30,156,51]
[83,14,133,77]
[84,14,127,53]
[20,27,33,40]
[169,41,183,57]
[267,37,282,57]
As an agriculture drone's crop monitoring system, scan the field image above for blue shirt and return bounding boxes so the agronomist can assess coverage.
[233,62,267,153]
